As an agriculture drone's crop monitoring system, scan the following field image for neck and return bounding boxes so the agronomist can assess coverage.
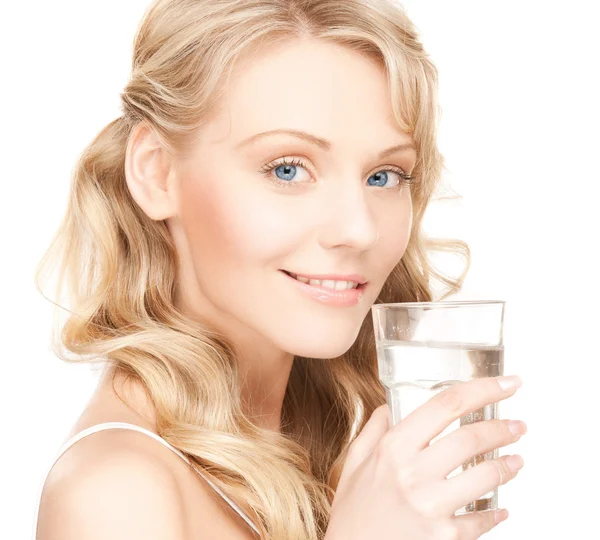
[239,353,295,433]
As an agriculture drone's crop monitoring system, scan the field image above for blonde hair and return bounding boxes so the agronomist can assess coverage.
[35,0,470,538]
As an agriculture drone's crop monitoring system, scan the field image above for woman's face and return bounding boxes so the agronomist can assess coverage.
[168,39,416,359]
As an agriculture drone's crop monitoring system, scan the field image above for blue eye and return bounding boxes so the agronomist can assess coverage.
[259,157,415,190]
[266,158,309,184]
[368,171,398,188]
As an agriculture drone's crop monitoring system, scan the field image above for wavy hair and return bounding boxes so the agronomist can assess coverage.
[35,0,470,538]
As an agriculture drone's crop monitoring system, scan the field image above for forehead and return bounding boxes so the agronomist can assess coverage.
[202,39,412,148]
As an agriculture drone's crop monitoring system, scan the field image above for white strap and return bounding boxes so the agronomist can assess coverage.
[31,422,260,538]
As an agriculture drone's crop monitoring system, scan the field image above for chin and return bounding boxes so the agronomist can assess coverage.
[282,326,363,359]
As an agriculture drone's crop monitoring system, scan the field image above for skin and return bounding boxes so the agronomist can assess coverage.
[120,38,417,432]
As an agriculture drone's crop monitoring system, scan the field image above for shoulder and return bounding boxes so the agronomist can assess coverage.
[36,427,190,540]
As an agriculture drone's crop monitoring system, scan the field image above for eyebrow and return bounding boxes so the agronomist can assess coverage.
[235,129,417,159]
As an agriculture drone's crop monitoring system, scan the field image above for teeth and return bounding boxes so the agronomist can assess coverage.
[290,273,358,290]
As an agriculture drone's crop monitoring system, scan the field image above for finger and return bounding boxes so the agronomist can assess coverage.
[337,405,391,489]
[451,508,509,539]
[389,375,522,453]
[435,454,524,515]
[414,419,527,480]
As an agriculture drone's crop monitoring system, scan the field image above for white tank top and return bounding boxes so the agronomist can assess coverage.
[31,422,261,538]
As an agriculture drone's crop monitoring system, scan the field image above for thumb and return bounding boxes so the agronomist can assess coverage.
[337,404,391,492]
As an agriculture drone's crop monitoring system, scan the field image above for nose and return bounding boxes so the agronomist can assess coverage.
[317,181,380,251]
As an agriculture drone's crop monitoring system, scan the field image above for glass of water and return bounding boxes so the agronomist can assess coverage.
[371,300,505,514]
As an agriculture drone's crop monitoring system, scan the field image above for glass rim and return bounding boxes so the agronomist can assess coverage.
[372,300,505,310]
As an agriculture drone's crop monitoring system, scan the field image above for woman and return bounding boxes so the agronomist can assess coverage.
[33,0,526,538]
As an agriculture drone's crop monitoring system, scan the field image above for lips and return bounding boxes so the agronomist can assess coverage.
[280,269,366,306]
[281,270,367,286]
[280,271,368,295]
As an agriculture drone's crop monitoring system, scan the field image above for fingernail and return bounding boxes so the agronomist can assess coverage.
[495,508,509,524]
[506,454,524,472]
[508,420,527,436]
[497,375,522,391]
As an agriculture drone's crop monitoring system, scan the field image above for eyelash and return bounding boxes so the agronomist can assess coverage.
[259,157,416,190]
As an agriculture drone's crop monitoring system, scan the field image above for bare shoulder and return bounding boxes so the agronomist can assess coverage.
[36,429,191,540]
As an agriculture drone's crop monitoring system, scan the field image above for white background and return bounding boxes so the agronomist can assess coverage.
[2,1,598,538]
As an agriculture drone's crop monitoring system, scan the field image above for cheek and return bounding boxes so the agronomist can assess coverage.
[178,174,295,278]
[381,197,413,263]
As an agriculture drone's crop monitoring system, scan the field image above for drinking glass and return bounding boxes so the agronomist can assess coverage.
[371,300,505,513]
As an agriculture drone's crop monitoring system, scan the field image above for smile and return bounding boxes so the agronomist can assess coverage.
[283,271,362,291]
[280,270,367,307]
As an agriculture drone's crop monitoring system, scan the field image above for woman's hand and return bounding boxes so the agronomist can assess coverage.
[325,375,525,540]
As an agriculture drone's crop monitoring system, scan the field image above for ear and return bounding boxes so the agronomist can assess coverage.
[124,121,177,221]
